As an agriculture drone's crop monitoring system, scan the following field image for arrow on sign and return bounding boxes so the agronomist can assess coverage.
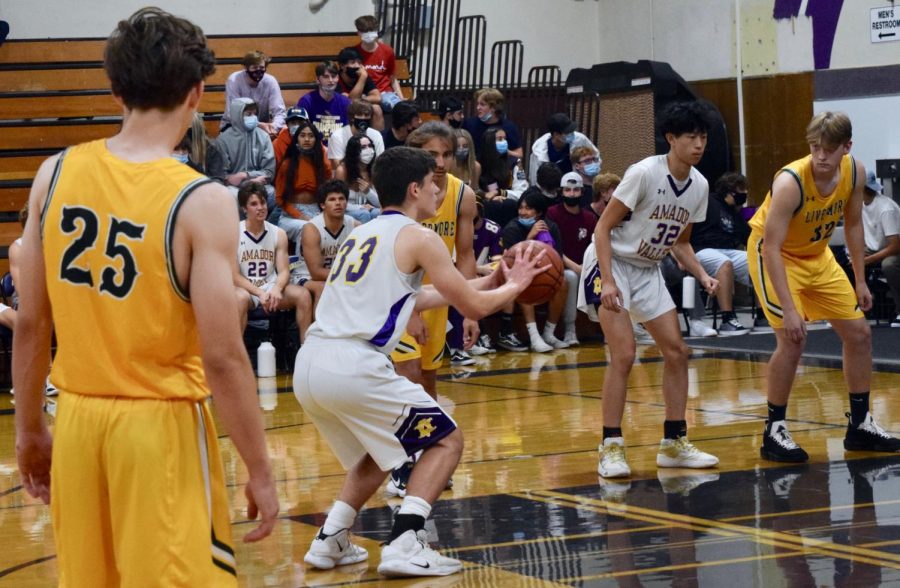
[880,31,897,39]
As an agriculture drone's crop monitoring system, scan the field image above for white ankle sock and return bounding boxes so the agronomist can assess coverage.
[398,495,432,519]
[322,500,357,535]
[526,322,541,340]
[543,322,558,338]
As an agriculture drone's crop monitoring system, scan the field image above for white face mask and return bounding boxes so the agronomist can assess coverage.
[360,31,378,44]
[288,123,300,136]
[360,148,375,164]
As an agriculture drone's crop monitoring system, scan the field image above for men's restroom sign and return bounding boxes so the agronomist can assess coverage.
[871,6,900,43]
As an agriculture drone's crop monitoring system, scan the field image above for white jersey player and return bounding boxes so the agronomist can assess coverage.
[294,147,546,579]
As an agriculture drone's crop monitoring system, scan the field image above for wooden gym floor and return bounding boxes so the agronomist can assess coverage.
[1,333,899,586]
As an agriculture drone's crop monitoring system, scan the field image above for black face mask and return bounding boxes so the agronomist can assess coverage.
[247,68,265,83]
[448,118,462,129]
[345,66,360,78]
[733,191,748,207]
[299,147,316,156]
[353,118,370,132]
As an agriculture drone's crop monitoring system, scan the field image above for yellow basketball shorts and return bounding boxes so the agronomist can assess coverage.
[748,233,863,328]
[390,306,449,371]
[51,393,237,587]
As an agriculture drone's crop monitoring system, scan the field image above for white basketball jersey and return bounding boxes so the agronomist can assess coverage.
[294,215,356,282]
[307,212,424,355]
[238,220,279,287]
[610,155,708,267]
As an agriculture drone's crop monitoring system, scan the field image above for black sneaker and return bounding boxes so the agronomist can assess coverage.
[753,314,773,333]
[449,349,475,366]
[844,412,900,452]
[718,316,750,337]
[497,333,528,352]
[760,420,809,462]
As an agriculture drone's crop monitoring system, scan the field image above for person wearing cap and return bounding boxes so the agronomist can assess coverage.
[381,101,421,150]
[546,171,599,346]
[336,47,384,130]
[221,50,286,138]
[437,96,464,129]
[273,107,310,165]
[528,113,599,186]
[859,168,900,327]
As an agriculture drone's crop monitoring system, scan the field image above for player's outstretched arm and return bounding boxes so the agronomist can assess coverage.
[175,184,278,542]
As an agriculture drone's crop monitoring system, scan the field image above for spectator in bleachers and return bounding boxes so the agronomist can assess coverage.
[221,51,286,138]
[1,205,26,330]
[217,98,276,207]
[354,14,404,112]
[690,171,755,335]
[234,183,312,339]
[174,113,228,183]
[529,113,600,185]
[535,163,563,209]
[381,100,421,150]
[659,254,718,337]
[546,172,599,346]
[501,189,570,352]
[274,107,310,165]
[336,47,384,130]
[479,127,528,226]
[570,146,601,206]
[860,168,900,326]
[298,61,351,143]
[591,172,621,218]
[437,96,464,129]
[450,128,480,190]
[335,134,380,222]
[274,118,332,241]
[463,88,523,158]
[327,99,385,168]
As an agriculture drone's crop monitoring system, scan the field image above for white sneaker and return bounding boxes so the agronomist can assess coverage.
[468,344,489,356]
[304,527,369,570]
[45,377,58,397]
[633,323,654,344]
[687,319,717,337]
[598,437,631,478]
[377,529,463,577]
[563,329,580,347]
[656,437,719,468]
[530,334,552,353]
[657,470,720,496]
[598,477,631,502]
[542,329,570,349]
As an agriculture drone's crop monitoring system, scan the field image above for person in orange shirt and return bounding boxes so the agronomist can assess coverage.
[274,117,333,242]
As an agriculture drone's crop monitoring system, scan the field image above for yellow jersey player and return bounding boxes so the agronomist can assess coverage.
[14,8,278,586]
[748,111,900,462]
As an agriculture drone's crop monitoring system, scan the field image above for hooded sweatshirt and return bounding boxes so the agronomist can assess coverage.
[215,97,276,182]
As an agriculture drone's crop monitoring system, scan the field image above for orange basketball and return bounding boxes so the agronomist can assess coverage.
[502,240,565,305]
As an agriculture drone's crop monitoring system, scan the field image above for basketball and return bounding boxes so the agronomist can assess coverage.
[502,240,565,305]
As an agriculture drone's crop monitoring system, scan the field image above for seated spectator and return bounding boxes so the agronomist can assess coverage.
[298,61,351,143]
[354,14,404,112]
[479,127,528,226]
[535,163,563,209]
[501,190,570,352]
[467,196,504,354]
[451,128,480,190]
[216,98,276,207]
[274,119,332,241]
[274,107,311,165]
[463,88,523,158]
[569,146,601,206]
[660,254,717,337]
[546,172,599,346]
[335,133,380,222]
[381,100,421,150]
[690,171,756,335]
[860,168,900,326]
[221,50,286,138]
[591,172,621,218]
[438,95,464,129]
[327,99,385,168]
[234,183,312,340]
[174,113,228,183]
[294,179,358,311]
[529,113,600,185]
[336,46,384,130]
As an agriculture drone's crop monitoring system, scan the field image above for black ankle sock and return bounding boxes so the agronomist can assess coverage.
[849,392,870,426]
[663,420,686,440]
[767,402,787,425]
[387,513,425,543]
[721,310,736,321]
[500,312,514,334]
[602,426,623,440]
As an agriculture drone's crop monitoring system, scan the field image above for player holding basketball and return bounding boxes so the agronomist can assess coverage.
[294,146,546,577]
[14,8,277,585]
[584,101,720,478]
[749,111,900,462]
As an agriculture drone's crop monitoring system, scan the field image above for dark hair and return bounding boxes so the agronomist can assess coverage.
[354,15,378,32]
[317,179,350,205]
[277,119,328,203]
[479,127,512,190]
[391,101,420,129]
[714,171,747,195]
[519,187,548,216]
[658,100,713,138]
[337,47,363,65]
[536,162,562,193]
[238,182,268,209]
[344,133,376,187]
[373,147,435,208]
[104,7,215,110]
[315,61,340,77]
[437,95,463,117]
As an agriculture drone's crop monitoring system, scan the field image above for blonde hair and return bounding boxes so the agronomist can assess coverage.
[188,113,208,172]
[452,128,477,187]
[474,88,504,113]
[592,173,621,201]
[805,111,852,147]
[242,50,270,68]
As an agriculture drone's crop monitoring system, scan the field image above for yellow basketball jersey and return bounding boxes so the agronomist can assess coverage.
[419,173,464,283]
[42,140,212,400]
[749,154,857,257]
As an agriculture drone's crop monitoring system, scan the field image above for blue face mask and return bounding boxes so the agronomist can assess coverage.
[243,114,259,132]
[582,162,600,177]
[495,139,509,155]
[172,153,190,164]
[479,111,494,123]
[518,216,536,227]
[565,132,576,145]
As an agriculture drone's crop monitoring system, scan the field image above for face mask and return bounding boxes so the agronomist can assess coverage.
[495,139,508,155]
[352,118,370,132]
[448,118,462,129]
[360,31,378,44]
[320,83,337,95]
[479,111,494,123]
[288,123,300,136]
[563,195,581,206]
[243,115,259,132]
[455,148,468,160]
[172,153,190,164]
[247,68,265,83]
[518,217,537,227]
[582,162,600,177]
[733,191,748,207]
[542,189,558,200]
[360,148,375,164]
[565,132,576,145]
[299,147,316,156]
[345,66,360,78]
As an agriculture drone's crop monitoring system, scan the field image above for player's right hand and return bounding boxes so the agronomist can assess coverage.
[243,474,279,543]
[407,311,428,345]
[600,281,622,312]
[16,427,53,505]
[782,308,806,343]
[502,241,548,290]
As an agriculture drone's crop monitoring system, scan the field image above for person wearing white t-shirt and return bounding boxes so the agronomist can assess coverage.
[327,99,385,169]
[860,168,900,326]
[587,101,720,479]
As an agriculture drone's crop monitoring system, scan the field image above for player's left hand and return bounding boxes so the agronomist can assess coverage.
[407,311,428,345]
[700,275,718,296]
[16,427,53,505]
[856,282,872,312]
[266,289,283,312]
[462,318,480,350]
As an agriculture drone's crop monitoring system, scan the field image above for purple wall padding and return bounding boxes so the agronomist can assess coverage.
[806,0,845,70]
[773,0,802,18]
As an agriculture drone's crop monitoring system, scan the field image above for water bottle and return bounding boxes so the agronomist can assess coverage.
[257,376,278,411]
[682,276,696,309]
[256,341,276,377]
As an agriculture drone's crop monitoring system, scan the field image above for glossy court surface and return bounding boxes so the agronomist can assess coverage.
[1,331,899,587]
